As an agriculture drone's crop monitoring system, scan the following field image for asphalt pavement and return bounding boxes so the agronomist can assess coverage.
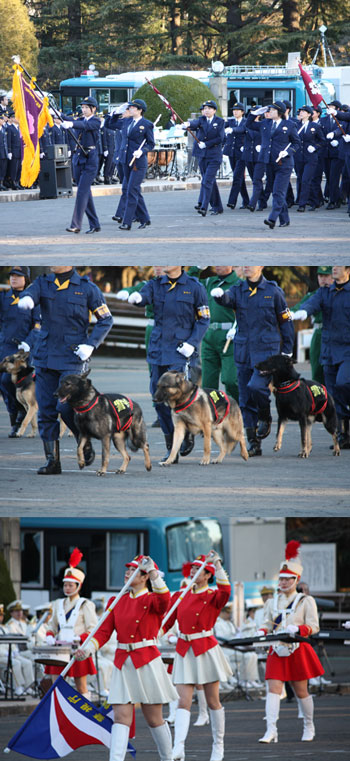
[0,185,350,260]
[0,356,349,515]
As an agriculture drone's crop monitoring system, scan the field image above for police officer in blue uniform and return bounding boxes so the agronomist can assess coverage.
[224,102,249,209]
[328,102,350,215]
[294,105,326,211]
[245,112,268,211]
[292,265,350,448]
[18,267,113,474]
[211,266,294,456]
[61,96,101,233]
[308,105,326,210]
[246,101,301,228]
[182,100,225,216]
[101,115,116,184]
[0,266,41,436]
[128,266,210,461]
[0,112,9,190]
[6,111,22,190]
[109,99,154,230]
[320,99,344,209]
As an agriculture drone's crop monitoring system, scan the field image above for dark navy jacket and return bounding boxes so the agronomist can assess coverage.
[320,114,343,159]
[109,115,155,169]
[188,115,225,161]
[214,277,294,366]
[0,289,41,359]
[246,114,301,167]
[301,280,350,365]
[135,272,210,365]
[223,117,247,160]
[68,115,101,166]
[7,123,22,158]
[294,121,326,164]
[51,124,67,145]
[0,126,8,159]
[334,110,350,159]
[21,271,113,371]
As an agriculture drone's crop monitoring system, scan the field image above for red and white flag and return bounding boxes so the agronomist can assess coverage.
[145,78,178,121]
[298,63,324,108]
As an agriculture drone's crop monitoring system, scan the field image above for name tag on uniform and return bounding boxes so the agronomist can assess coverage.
[282,126,288,131]
[139,126,145,130]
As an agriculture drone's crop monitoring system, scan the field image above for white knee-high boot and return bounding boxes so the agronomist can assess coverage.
[296,696,303,719]
[109,724,130,761]
[149,722,173,761]
[300,695,315,741]
[166,699,179,725]
[193,689,209,726]
[172,708,191,761]
[209,707,225,761]
[258,692,280,743]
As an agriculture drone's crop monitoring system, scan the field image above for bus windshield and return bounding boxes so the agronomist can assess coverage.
[166,519,223,571]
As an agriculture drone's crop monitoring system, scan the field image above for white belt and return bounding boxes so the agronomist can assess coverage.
[147,319,155,326]
[178,629,214,641]
[117,638,157,652]
[208,322,233,331]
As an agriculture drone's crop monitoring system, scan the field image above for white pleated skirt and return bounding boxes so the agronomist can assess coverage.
[108,655,179,705]
[172,644,233,685]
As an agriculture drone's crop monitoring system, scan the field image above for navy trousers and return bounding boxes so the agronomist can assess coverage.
[323,157,343,204]
[227,156,249,206]
[295,159,317,207]
[35,367,82,441]
[71,157,100,230]
[197,157,223,212]
[237,365,272,429]
[121,163,150,226]
[323,360,350,422]
[268,162,292,224]
[249,162,267,209]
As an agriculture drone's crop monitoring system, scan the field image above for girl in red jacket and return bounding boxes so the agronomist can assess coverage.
[163,551,232,761]
[75,555,178,761]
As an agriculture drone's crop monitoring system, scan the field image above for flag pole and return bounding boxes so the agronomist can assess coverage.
[298,60,346,136]
[11,55,88,156]
[145,78,201,144]
[160,552,215,631]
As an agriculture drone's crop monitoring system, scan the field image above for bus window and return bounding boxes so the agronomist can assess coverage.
[166,519,223,572]
[21,530,43,586]
[110,89,128,108]
[91,88,110,111]
[60,87,89,113]
[274,89,292,103]
[107,531,145,589]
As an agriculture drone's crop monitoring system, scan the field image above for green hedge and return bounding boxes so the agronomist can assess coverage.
[0,551,16,622]
[134,75,221,127]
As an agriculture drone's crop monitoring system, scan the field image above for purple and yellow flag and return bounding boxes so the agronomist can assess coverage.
[12,65,53,187]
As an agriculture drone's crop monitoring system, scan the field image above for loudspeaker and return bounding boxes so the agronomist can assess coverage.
[39,152,73,199]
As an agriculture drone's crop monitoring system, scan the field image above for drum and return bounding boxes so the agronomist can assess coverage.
[33,645,72,667]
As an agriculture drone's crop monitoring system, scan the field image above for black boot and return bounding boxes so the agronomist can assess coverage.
[256,409,272,439]
[180,432,195,456]
[160,433,179,463]
[246,427,262,457]
[8,413,20,438]
[37,441,62,474]
[338,419,350,449]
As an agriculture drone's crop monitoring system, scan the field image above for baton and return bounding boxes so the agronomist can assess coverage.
[12,55,88,157]
[160,551,216,631]
[129,113,161,167]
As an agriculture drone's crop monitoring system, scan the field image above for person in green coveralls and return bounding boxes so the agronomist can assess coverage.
[188,266,242,401]
[291,266,333,383]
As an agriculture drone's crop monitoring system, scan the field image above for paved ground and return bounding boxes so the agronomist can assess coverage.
[0,186,350,260]
[0,356,349,515]
[1,695,350,760]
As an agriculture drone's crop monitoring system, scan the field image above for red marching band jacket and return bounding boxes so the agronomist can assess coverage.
[92,588,171,669]
[163,580,231,657]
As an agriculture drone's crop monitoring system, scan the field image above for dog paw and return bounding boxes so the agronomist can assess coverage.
[15,431,23,438]
[333,449,340,457]
[96,470,106,476]
[199,459,210,466]
[27,432,36,438]
[159,460,170,467]
[273,444,280,451]
[115,469,126,474]
[78,462,85,470]
[298,451,308,458]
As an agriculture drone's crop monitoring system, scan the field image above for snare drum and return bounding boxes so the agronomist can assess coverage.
[33,645,71,667]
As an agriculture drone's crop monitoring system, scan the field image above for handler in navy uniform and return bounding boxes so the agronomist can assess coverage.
[128,266,210,461]
[294,105,326,212]
[224,102,249,210]
[6,111,22,190]
[246,101,301,228]
[0,112,9,190]
[61,96,101,234]
[211,266,294,456]
[182,100,225,216]
[17,266,113,474]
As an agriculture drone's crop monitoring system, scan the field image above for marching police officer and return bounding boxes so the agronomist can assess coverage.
[6,111,22,190]
[182,100,225,216]
[0,112,9,190]
[61,96,101,233]
[321,100,344,210]
[211,266,294,456]
[224,102,249,209]
[128,266,210,461]
[0,266,41,436]
[328,102,350,215]
[294,105,325,212]
[18,266,113,474]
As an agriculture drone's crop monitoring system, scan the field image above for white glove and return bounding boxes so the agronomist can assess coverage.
[168,634,177,645]
[250,106,268,115]
[226,325,237,340]
[207,550,221,565]
[292,309,308,321]
[326,131,334,139]
[342,621,350,629]
[198,141,206,149]
[46,635,56,645]
[342,134,350,142]
[18,296,35,310]
[139,555,155,573]
[211,287,224,298]
[307,145,316,153]
[256,630,266,637]
[181,121,190,129]
[285,624,299,634]
[133,148,142,159]
[330,140,339,147]
[61,121,73,129]
[177,342,195,358]
[277,150,288,161]
[113,103,129,115]
[116,289,130,301]
[74,344,94,361]
[68,150,71,157]
[103,150,108,157]
[18,341,30,352]
[128,292,142,304]
[8,152,12,160]
[326,107,336,115]
[281,352,293,357]
[255,144,261,152]
[74,645,93,660]
[240,145,244,151]
[225,127,233,135]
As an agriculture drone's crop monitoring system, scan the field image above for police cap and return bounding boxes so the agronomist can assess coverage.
[317,266,333,275]
[203,100,217,110]
[299,105,313,115]
[128,99,147,113]
[329,100,342,109]
[283,100,293,111]
[313,104,323,114]
[232,102,245,112]
[10,266,30,279]
[80,96,98,109]
[268,101,286,115]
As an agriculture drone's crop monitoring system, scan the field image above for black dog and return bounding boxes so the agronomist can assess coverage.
[256,354,340,458]
[56,372,152,475]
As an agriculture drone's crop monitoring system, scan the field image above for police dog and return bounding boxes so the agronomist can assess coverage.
[256,354,340,458]
[154,371,248,466]
[0,350,38,437]
[56,372,152,475]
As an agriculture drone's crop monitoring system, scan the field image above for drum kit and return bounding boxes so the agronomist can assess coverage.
[33,643,73,668]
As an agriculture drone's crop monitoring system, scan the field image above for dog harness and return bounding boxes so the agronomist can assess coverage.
[276,379,328,415]
[15,368,36,388]
[74,393,134,432]
[204,388,231,425]
[174,386,199,413]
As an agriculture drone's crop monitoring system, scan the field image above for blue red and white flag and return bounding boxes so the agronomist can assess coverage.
[6,676,136,759]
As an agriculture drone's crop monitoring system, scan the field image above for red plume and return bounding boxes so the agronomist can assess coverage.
[69,548,83,568]
[285,541,300,561]
[182,562,192,578]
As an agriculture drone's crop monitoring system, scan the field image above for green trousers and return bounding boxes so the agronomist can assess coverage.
[310,328,324,384]
[201,328,239,402]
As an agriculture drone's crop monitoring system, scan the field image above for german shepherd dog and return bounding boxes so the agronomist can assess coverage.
[154,371,248,466]
[56,372,152,475]
[0,350,38,437]
[256,354,340,458]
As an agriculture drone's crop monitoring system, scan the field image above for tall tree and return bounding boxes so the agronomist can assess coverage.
[0,0,38,88]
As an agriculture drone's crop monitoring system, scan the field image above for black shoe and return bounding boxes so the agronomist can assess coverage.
[119,223,131,230]
[8,412,20,438]
[246,428,262,457]
[159,434,179,464]
[112,215,122,222]
[227,203,236,209]
[326,202,336,210]
[256,415,272,440]
[287,202,294,208]
[279,221,290,227]
[37,441,62,475]
[247,205,255,212]
[198,209,207,216]
[66,227,80,233]
[138,221,151,229]
[257,205,267,211]
[86,227,101,233]
[240,204,249,209]
[83,440,95,466]
[210,210,223,215]
[264,219,275,229]
[308,206,316,211]
[297,206,305,212]
[180,432,195,457]
[194,204,201,210]
[151,418,161,428]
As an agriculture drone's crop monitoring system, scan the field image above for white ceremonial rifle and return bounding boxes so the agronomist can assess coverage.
[129,113,162,167]
[160,551,216,632]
